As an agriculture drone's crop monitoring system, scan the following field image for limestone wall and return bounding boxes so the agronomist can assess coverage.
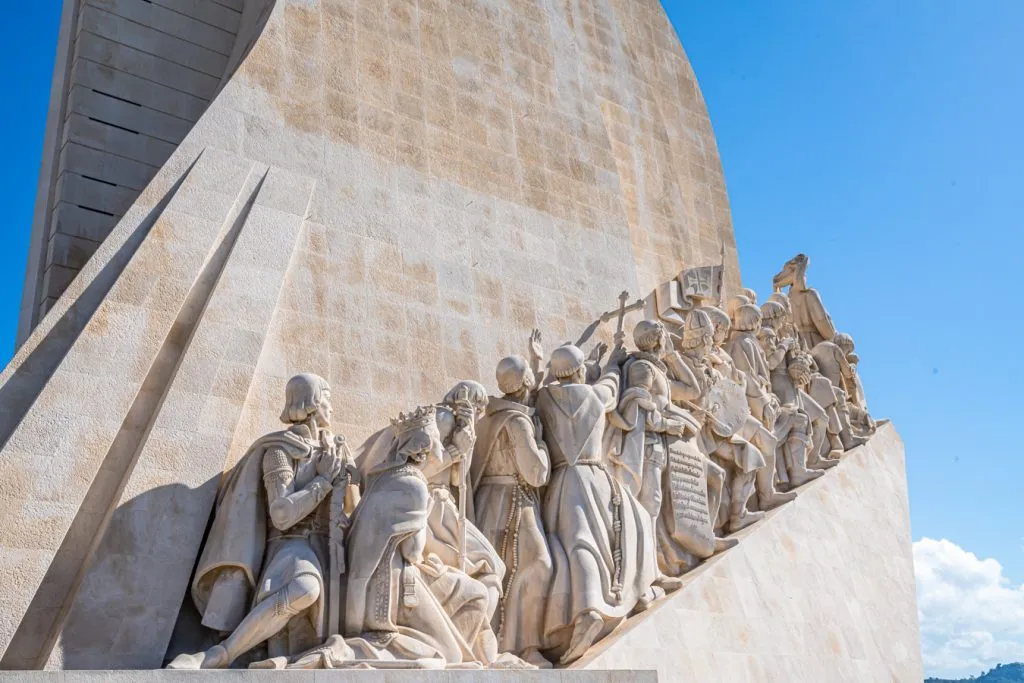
[2,0,738,670]
[20,0,737,342]
[575,422,923,682]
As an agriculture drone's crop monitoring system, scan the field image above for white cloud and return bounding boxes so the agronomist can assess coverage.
[915,537,1024,679]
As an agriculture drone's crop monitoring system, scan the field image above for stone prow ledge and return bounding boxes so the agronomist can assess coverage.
[571,421,920,681]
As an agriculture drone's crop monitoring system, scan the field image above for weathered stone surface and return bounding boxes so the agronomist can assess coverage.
[0,670,654,683]
[575,422,922,682]
[1,0,917,678]
[21,0,737,346]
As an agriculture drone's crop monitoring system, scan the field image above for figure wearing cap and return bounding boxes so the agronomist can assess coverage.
[536,340,670,664]
[607,319,739,577]
[673,310,767,534]
[470,345,554,668]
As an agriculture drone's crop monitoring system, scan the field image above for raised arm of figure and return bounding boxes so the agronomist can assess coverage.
[528,329,545,383]
[664,351,703,403]
[592,340,626,409]
[507,414,550,488]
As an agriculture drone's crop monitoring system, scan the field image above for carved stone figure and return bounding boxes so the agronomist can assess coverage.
[768,350,831,487]
[607,319,736,578]
[726,305,778,426]
[356,382,505,627]
[727,304,832,485]
[673,311,765,534]
[536,343,669,664]
[812,334,875,441]
[759,300,801,384]
[702,306,796,513]
[772,254,837,349]
[726,293,752,325]
[761,298,796,348]
[254,406,525,670]
[343,405,499,667]
[470,354,554,668]
[836,334,874,437]
[169,374,354,669]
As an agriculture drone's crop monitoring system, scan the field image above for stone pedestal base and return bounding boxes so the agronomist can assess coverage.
[0,672,653,683]
[574,422,922,682]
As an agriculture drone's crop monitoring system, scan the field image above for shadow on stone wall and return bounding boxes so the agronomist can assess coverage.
[5,476,221,670]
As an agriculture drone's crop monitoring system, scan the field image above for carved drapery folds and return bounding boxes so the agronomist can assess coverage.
[169,255,874,671]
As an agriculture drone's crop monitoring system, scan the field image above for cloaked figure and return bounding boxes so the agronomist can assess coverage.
[606,319,737,578]
[169,374,355,670]
[772,254,836,349]
[471,353,554,668]
[536,342,671,664]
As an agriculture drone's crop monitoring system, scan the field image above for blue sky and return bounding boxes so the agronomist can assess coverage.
[665,2,1024,676]
[0,4,54,361]
[665,0,1023,576]
[2,1,1022,678]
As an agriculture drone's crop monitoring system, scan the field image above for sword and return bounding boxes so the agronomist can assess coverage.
[326,434,354,639]
[456,457,467,573]
[450,387,472,573]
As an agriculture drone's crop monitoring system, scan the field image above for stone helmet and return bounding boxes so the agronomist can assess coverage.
[550,344,586,380]
[496,355,535,395]
[633,319,667,353]
[733,304,762,332]
[767,291,791,314]
[726,294,751,321]
[702,306,731,338]
[760,300,785,324]
[741,287,758,305]
[681,309,714,349]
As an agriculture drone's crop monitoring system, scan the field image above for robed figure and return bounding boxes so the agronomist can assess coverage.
[606,321,736,577]
[252,405,521,670]
[354,382,506,621]
[344,405,496,665]
[537,344,667,665]
[471,355,554,668]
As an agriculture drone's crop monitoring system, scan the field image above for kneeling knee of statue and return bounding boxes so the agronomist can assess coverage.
[280,575,320,615]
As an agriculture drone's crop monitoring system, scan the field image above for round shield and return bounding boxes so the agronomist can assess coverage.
[705,377,750,438]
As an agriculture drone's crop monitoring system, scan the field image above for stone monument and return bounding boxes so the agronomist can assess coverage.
[0,1,920,680]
